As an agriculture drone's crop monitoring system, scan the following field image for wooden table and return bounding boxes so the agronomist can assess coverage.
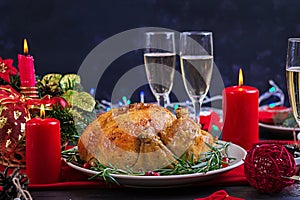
[30,185,300,200]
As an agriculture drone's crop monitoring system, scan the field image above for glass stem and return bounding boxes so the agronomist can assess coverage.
[157,95,168,108]
[193,100,201,124]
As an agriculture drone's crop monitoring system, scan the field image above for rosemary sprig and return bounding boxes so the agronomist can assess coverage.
[88,161,143,185]
[62,141,235,185]
[61,148,143,185]
[154,141,235,175]
[62,147,81,162]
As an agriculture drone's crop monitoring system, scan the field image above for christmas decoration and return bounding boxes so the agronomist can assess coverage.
[37,73,96,111]
[26,95,68,117]
[61,90,96,112]
[0,54,98,169]
[0,58,20,93]
[46,105,82,147]
[0,86,30,167]
[37,73,81,97]
[0,59,98,165]
[36,73,63,97]
[244,143,296,193]
[0,57,18,84]
[0,167,32,200]
[36,73,97,147]
[50,96,68,108]
[59,73,81,91]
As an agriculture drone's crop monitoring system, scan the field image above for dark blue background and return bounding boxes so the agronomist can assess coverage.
[1,0,300,105]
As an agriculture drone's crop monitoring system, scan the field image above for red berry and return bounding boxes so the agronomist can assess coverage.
[64,145,74,150]
[153,172,160,176]
[83,163,91,169]
[144,171,152,176]
[221,157,229,168]
[144,171,160,176]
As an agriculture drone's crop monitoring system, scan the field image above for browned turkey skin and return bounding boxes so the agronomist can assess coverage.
[78,103,214,171]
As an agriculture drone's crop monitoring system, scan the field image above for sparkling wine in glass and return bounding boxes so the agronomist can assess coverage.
[144,32,176,107]
[285,37,300,197]
[180,32,213,123]
[286,38,300,128]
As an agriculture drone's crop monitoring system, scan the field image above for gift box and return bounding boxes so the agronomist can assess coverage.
[0,85,30,167]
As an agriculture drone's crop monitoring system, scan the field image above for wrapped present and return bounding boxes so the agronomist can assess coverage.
[0,85,30,167]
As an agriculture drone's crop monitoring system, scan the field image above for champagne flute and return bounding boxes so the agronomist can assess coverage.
[180,32,213,123]
[144,32,176,107]
[286,38,300,130]
[285,38,300,196]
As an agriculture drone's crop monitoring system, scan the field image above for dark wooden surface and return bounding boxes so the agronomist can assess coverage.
[30,185,300,200]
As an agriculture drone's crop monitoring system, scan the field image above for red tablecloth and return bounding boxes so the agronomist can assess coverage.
[25,160,248,190]
[0,160,248,190]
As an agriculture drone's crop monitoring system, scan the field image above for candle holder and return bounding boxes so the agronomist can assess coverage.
[20,86,39,99]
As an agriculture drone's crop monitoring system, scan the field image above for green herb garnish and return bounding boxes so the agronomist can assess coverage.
[62,141,235,185]
[154,141,235,175]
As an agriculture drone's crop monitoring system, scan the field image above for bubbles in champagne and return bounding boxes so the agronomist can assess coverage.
[180,55,213,101]
[287,66,300,124]
[144,52,176,96]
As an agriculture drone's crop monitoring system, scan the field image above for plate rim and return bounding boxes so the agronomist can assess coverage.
[64,140,246,182]
[259,122,300,132]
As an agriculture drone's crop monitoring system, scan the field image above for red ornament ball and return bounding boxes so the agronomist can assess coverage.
[50,96,68,108]
[244,143,296,193]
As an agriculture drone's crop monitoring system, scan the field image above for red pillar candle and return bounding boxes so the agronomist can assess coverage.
[18,39,36,87]
[222,69,259,150]
[26,105,61,184]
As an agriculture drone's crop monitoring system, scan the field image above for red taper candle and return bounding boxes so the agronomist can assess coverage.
[18,38,36,87]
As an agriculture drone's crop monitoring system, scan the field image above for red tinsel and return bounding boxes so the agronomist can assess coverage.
[244,143,296,193]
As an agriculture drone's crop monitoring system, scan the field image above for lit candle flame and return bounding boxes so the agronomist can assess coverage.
[24,38,29,54]
[40,104,45,118]
[238,68,243,86]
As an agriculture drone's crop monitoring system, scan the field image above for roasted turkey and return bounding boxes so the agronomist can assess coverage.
[78,103,214,171]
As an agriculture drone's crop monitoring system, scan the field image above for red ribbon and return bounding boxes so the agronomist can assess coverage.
[26,95,53,109]
[0,85,65,111]
[194,190,244,200]
[0,85,23,104]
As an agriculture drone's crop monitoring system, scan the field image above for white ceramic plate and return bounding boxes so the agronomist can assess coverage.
[259,122,300,135]
[64,141,246,188]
